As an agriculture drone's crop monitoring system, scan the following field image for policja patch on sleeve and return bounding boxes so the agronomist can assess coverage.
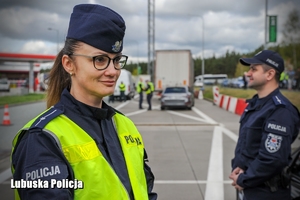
[265,133,282,153]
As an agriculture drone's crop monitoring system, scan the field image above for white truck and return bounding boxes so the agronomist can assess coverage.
[154,50,194,92]
[114,69,135,100]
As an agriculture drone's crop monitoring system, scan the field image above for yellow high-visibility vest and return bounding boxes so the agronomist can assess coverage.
[146,82,154,94]
[119,83,126,91]
[12,109,148,200]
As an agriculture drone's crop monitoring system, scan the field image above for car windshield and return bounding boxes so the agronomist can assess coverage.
[164,87,186,93]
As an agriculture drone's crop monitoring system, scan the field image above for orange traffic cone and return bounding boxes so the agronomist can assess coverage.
[2,104,12,126]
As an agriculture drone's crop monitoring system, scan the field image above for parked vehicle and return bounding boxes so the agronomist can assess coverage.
[155,50,194,92]
[232,76,244,88]
[221,78,233,87]
[194,74,228,86]
[160,86,194,110]
[114,69,135,100]
[0,79,10,92]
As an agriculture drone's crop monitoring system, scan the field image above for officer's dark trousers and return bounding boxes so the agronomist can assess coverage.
[243,185,291,200]
[139,93,143,109]
[147,93,152,110]
[120,91,125,102]
[108,95,114,103]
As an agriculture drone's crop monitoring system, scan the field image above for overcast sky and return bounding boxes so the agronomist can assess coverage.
[0,0,299,65]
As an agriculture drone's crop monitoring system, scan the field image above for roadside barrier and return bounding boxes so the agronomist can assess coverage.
[1,104,12,126]
[213,86,247,116]
[213,86,219,105]
[198,88,203,99]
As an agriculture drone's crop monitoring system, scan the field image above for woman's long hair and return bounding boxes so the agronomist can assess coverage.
[46,39,80,108]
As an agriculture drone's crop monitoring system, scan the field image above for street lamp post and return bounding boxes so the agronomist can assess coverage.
[190,15,205,85]
[133,41,140,75]
[264,0,268,50]
[48,28,59,53]
[199,16,205,85]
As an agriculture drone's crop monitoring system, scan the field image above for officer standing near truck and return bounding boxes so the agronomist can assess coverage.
[137,78,144,109]
[145,80,154,110]
[229,50,300,200]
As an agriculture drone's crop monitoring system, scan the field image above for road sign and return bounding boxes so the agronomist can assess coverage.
[137,66,141,75]
[269,16,277,43]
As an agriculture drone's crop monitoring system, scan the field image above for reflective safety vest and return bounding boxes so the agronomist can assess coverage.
[146,82,154,94]
[280,72,288,81]
[136,81,143,93]
[12,106,148,200]
[119,83,126,91]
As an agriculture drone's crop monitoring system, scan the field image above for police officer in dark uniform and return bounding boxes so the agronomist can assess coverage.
[229,50,300,200]
[11,4,157,200]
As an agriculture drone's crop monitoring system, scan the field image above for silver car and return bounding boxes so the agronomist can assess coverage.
[160,86,194,110]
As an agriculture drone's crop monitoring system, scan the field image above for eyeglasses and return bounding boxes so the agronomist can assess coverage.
[70,53,128,70]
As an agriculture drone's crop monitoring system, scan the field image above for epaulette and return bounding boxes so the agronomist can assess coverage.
[30,105,64,129]
[272,95,286,107]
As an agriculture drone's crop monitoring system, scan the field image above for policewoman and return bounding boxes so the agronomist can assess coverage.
[11,4,157,200]
[229,50,300,200]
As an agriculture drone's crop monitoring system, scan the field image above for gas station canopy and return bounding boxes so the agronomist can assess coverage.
[0,52,56,93]
[0,52,56,63]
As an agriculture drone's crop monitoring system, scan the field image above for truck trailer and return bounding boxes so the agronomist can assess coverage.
[154,50,194,92]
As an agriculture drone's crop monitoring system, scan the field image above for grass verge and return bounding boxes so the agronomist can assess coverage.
[0,93,46,107]
[202,86,300,111]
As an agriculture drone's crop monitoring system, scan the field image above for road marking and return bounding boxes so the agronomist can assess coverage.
[114,101,130,110]
[130,101,160,110]
[0,168,11,184]
[221,126,238,142]
[192,107,217,124]
[205,126,224,200]
[192,107,238,142]
[125,109,148,117]
[167,110,211,123]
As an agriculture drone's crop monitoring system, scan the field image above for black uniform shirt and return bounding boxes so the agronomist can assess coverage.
[231,88,300,199]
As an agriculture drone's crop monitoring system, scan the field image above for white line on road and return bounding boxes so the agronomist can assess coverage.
[114,101,130,110]
[205,126,224,200]
[221,126,238,142]
[192,107,218,124]
[125,109,148,117]
[192,106,238,143]
[167,110,209,123]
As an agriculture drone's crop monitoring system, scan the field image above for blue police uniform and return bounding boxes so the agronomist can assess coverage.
[11,88,157,200]
[232,88,300,200]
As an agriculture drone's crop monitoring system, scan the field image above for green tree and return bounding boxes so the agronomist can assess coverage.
[124,62,148,75]
[282,9,300,69]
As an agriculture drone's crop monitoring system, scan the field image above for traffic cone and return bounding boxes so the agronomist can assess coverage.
[1,104,12,126]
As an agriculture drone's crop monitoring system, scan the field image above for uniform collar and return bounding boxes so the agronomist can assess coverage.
[60,88,116,120]
[246,87,280,110]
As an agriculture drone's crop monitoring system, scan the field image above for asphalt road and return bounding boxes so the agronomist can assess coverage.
[0,95,299,200]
